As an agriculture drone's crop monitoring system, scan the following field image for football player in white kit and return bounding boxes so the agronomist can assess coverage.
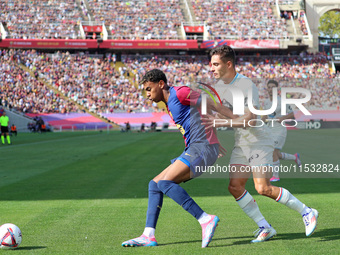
[204,45,318,243]
[262,80,301,182]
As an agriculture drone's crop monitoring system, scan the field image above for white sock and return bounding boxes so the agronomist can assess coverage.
[301,206,311,216]
[236,190,270,228]
[273,160,280,178]
[257,219,271,229]
[281,152,296,161]
[276,187,307,215]
[143,227,155,237]
[198,212,211,224]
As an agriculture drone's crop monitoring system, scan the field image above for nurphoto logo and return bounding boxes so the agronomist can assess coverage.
[200,86,312,128]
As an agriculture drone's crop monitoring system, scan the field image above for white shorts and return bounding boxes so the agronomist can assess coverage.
[230,145,274,167]
[229,145,274,179]
[270,127,287,150]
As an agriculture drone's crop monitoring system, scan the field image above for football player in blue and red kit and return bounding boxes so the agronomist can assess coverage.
[122,69,233,248]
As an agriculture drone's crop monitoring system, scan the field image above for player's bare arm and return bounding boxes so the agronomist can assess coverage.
[278,111,295,123]
[201,107,256,129]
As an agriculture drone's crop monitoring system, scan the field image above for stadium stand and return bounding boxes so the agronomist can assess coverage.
[0,49,80,113]
[123,56,211,87]
[123,53,339,110]
[236,52,334,79]
[0,0,310,40]
[1,49,338,129]
[88,0,184,40]
[191,0,289,39]
[19,50,158,114]
[0,0,82,39]
[3,49,337,114]
[0,1,338,130]
[298,11,309,36]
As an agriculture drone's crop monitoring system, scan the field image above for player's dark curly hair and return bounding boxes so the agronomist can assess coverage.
[140,69,167,85]
[209,45,236,67]
[267,79,279,87]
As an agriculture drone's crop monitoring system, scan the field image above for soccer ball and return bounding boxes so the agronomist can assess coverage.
[0,223,22,249]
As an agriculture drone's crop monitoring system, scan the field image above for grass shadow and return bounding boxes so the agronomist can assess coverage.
[160,228,340,247]
[159,236,250,247]
[15,246,47,250]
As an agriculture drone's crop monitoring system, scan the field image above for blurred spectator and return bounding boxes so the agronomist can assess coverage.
[125,121,131,132]
[27,122,36,132]
[150,121,157,131]
[10,124,17,136]
[41,123,47,133]
[140,123,145,132]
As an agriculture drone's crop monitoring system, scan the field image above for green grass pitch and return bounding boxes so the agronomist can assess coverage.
[0,129,339,254]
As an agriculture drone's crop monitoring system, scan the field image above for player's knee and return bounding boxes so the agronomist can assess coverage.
[157,180,176,194]
[228,183,243,196]
[255,184,272,197]
[148,180,158,191]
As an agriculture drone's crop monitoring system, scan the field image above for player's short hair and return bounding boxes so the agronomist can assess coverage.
[140,69,167,85]
[209,45,236,67]
[267,79,279,87]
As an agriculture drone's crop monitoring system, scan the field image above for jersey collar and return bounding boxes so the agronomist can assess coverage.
[229,73,239,85]
[224,73,239,85]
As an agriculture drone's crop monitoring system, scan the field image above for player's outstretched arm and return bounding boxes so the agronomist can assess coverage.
[278,111,295,123]
[205,98,237,119]
[201,108,255,129]
[261,115,268,122]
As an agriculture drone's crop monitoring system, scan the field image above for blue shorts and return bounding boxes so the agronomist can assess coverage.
[171,143,219,178]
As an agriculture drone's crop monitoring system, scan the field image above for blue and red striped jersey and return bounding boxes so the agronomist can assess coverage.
[166,86,219,147]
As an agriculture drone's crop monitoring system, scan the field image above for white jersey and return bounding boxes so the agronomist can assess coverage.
[263,96,293,130]
[263,95,293,149]
[214,73,273,147]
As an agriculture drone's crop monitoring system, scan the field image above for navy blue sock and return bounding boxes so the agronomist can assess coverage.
[145,180,163,228]
[157,180,203,220]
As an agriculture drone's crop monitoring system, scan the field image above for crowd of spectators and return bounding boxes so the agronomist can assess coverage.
[237,53,338,109]
[88,0,183,40]
[19,50,157,114]
[192,0,289,40]
[124,52,339,110]
[236,52,334,79]
[0,0,311,40]
[0,49,338,115]
[0,0,82,39]
[0,49,79,113]
[123,56,210,87]
[298,11,309,36]
[280,10,295,20]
